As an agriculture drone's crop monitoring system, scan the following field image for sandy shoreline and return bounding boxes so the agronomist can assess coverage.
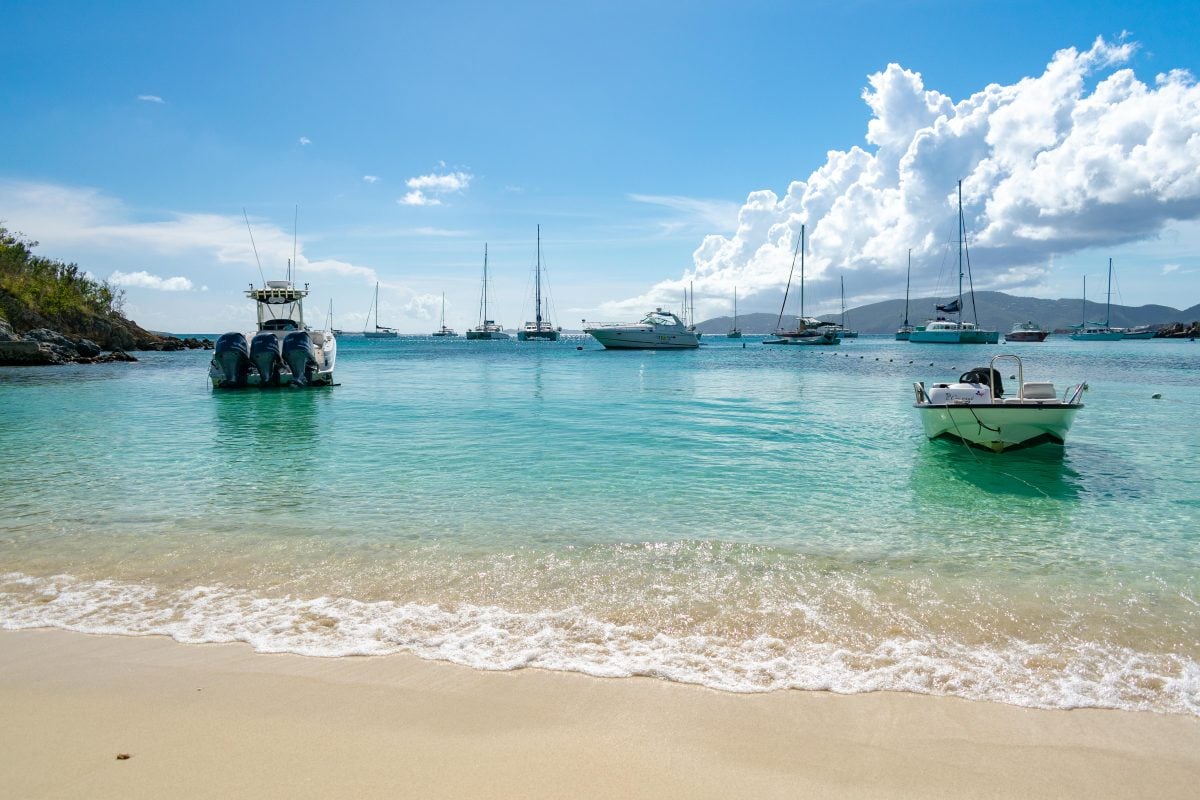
[1,628,1197,799]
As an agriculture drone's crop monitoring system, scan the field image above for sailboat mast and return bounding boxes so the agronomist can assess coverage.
[734,287,738,328]
[776,224,803,333]
[483,244,489,326]
[1105,257,1112,326]
[956,180,964,324]
[1082,276,1087,326]
[904,249,911,326]
[690,281,695,327]
[800,226,805,320]
[535,225,543,327]
[841,275,846,328]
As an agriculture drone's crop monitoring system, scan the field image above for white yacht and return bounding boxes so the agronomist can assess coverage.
[913,354,1086,451]
[584,308,699,349]
[211,279,337,388]
[467,244,510,340]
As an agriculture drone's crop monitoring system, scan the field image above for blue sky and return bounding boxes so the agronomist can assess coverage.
[2,0,1199,332]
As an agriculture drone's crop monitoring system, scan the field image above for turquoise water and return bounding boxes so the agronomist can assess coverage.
[2,334,1198,714]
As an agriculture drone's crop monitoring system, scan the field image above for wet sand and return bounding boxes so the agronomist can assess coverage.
[2,628,1198,799]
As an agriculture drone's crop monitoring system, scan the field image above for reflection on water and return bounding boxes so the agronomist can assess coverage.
[911,438,1082,501]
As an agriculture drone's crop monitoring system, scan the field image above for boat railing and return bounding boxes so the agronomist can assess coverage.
[987,354,1024,402]
[1064,383,1088,404]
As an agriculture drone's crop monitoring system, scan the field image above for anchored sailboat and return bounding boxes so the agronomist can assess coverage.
[431,293,458,337]
[467,244,510,340]
[896,249,914,340]
[764,224,840,346]
[518,225,561,341]
[909,182,999,344]
[835,275,858,338]
[1070,259,1123,341]
[727,286,742,338]
[363,282,398,338]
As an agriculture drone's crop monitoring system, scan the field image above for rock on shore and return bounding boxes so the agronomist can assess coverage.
[0,318,212,366]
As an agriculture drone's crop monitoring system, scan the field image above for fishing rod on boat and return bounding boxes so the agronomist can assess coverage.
[243,208,267,287]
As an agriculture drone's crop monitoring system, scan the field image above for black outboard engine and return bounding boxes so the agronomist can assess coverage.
[250,332,283,387]
[212,332,250,388]
[283,330,319,386]
[960,367,1004,398]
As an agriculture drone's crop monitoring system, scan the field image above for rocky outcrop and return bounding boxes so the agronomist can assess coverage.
[1156,322,1200,339]
[0,317,145,365]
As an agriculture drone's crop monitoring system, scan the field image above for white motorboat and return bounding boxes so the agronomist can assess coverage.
[584,308,699,349]
[467,244,511,340]
[210,279,337,388]
[913,354,1086,452]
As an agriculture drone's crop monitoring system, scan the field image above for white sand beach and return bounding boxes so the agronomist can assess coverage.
[2,628,1198,799]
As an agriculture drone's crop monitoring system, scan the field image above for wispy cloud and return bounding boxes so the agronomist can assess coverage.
[299,136,312,146]
[629,194,740,233]
[1162,264,1180,274]
[413,226,468,237]
[137,94,164,104]
[362,175,379,184]
[399,170,473,207]
[108,270,193,291]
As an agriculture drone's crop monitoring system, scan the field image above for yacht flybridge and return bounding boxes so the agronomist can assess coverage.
[211,280,337,388]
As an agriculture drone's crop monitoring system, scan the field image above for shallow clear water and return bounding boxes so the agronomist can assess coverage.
[2,334,1198,713]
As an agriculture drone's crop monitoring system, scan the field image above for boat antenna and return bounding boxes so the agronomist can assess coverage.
[243,208,267,287]
[292,205,299,285]
[776,223,803,333]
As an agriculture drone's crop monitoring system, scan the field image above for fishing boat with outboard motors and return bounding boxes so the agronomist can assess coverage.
[211,279,337,388]
[913,354,1086,452]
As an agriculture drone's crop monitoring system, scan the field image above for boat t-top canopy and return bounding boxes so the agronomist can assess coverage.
[641,309,683,326]
[247,280,308,331]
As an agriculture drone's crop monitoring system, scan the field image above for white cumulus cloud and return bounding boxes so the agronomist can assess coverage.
[109,270,193,291]
[399,170,473,207]
[616,36,1200,320]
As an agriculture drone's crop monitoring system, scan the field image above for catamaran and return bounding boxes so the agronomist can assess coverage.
[834,275,858,338]
[518,225,561,341]
[466,244,510,340]
[909,182,999,344]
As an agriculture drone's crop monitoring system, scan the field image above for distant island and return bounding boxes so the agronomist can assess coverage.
[0,227,210,365]
[697,291,1200,337]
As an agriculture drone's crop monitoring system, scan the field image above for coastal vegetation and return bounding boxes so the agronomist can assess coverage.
[0,226,208,362]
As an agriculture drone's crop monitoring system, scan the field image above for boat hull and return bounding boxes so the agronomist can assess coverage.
[895,329,912,341]
[587,330,698,349]
[910,329,1000,344]
[916,404,1081,452]
[726,330,742,338]
[1122,330,1156,340]
[1004,331,1049,342]
[466,330,511,340]
[517,329,560,341]
[1069,331,1123,341]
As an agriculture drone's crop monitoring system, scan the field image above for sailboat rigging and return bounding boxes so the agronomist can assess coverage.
[363,282,398,338]
[431,293,458,337]
[518,225,561,341]
[727,286,742,338]
[764,224,839,346]
[896,249,913,340]
[466,244,510,340]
